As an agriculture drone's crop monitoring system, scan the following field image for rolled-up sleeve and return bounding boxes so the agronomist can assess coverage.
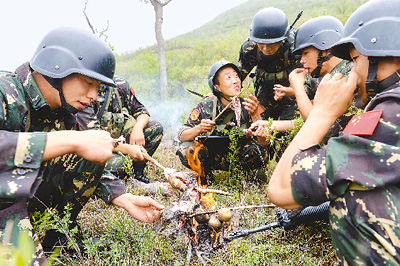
[290,145,330,206]
[0,131,46,198]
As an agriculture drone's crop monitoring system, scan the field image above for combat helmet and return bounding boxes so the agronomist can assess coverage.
[208,60,242,100]
[330,0,400,95]
[249,7,289,44]
[30,27,116,113]
[293,16,343,54]
[293,16,344,77]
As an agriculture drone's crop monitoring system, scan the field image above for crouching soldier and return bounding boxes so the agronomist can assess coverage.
[76,76,164,184]
[0,27,163,265]
[176,60,268,185]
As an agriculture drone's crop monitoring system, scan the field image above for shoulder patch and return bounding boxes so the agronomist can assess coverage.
[190,108,200,121]
[343,109,383,135]
[129,85,135,96]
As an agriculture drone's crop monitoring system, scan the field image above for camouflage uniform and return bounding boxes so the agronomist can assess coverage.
[76,76,163,180]
[0,63,127,265]
[237,39,301,120]
[290,74,400,264]
[177,97,267,178]
[304,60,359,142]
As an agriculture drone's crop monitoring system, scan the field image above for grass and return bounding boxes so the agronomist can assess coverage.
[48,138,338,266]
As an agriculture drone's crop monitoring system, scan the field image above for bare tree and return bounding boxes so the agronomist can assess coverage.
[83,1,110,41]
[143,0,172,100]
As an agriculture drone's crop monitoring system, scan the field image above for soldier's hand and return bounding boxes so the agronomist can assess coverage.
[76,130,114,164]
[197,119,215,133]
[313,71,358,121]
[130,127,146,146]
[274,85,294,101]
[44,130,114,164]
[247,120,271,138]
[289,68,307,92]
[112,193,164,223]
[243,94,259,115]
[114,143,147,161]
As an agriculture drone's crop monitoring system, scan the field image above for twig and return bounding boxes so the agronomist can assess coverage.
[195,187,231,196]
[229,204,276,210]
[186,204,277,218]
[143,152,166,171]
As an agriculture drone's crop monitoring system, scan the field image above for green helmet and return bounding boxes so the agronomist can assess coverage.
[208,60,242,99]
[249,8,289,44]
[30,27,116,86]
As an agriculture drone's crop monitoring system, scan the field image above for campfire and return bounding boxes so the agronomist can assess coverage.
[159,140,232,262]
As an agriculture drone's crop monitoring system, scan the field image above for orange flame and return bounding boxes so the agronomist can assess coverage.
[200,193,217,210]
[186,140,205,185]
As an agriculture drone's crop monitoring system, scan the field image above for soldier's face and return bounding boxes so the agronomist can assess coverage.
[257,42,281,56]
[349,49,368,89]
[300,47,331,76]
[62,74,102,110]
[214,67,241,98]
[300,47,318,73]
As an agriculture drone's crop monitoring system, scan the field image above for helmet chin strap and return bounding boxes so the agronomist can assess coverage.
[43,75,80,114]
[365,57,380,97]
[311,51,333,78]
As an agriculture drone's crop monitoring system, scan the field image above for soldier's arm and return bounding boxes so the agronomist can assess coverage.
[179,119,215,142]
[290,69,314,120]
[43,130,114,165]
[268,72,358,209]
[129,113,149,146]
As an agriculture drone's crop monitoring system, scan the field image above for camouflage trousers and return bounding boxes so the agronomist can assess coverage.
[106,120,163,180]
[255,83,299,120]
[0,154,104,265]
[176,136,267,176]
[331,186,400,265]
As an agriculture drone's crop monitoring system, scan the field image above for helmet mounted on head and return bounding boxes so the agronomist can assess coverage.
[294,16,344,78]
[249,8,289,45]
[30,27,116,113]
[330,0,400,96]
[208,60,242,100]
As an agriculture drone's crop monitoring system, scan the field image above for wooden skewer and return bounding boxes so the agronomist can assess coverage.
[143,152,167,171]
[186,204,277,218]
[228,204,276,210]
[195,187,231,196]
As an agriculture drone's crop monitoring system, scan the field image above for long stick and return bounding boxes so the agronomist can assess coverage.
[229,204,276,210]
[195,187,231,196]
[143,152,166,171]
[186,204,277,218]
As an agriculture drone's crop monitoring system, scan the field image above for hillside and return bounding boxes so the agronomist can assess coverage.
[114,0,365,136]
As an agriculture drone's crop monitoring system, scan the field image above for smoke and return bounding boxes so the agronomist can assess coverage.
[142,100,193,142]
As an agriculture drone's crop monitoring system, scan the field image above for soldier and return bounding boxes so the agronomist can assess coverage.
[237,7,301,120]
[249,16,357,141]
[268,0,400,264]
[176,60,268,184]
[76,76,164,184]
[0,27,163,265]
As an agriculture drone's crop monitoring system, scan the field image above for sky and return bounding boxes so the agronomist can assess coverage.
[1,0,248,71]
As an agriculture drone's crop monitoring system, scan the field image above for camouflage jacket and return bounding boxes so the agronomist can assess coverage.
[178,97,251,138]
[77,76,150,138]
[291,72,400,264]
[237,38,301,87]
[0,63,125,207]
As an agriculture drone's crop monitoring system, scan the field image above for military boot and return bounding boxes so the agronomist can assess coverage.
[133,162,154,184]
